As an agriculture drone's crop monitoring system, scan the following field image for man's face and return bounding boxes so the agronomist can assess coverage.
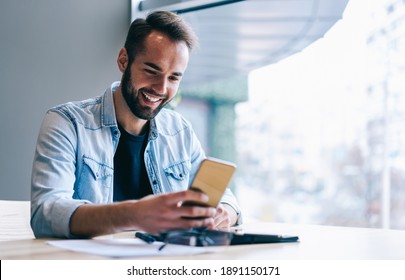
[121,31,189,120]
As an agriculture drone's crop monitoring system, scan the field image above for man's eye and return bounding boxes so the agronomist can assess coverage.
[144,69,156,75]
[169,76,180,82]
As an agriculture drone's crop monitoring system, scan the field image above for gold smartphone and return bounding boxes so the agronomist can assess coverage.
[184,157,237,207]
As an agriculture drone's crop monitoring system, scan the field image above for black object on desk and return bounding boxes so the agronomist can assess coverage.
[230,232,299,245]
[135,231,158,244]
[135,229,298,247]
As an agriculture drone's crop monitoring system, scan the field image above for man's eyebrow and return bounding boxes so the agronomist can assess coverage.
[144,62,183,77]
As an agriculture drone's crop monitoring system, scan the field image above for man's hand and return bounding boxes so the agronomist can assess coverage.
[130,190,217,233]
[211,203,238,231]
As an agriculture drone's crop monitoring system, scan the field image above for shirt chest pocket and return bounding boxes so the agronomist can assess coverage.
[74,155,114,203]
[164,161,190,192]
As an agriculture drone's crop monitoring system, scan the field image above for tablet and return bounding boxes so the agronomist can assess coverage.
[230,232,299,245]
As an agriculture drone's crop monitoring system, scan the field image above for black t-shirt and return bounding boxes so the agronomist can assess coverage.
[113,125,153,202]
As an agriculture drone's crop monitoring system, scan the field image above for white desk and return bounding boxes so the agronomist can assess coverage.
[0,200,34,241]
[1,200,405,259]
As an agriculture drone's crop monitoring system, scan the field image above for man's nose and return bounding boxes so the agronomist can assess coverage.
[152,77,167,95]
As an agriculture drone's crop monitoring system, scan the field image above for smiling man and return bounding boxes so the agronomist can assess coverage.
[30,11,241,238]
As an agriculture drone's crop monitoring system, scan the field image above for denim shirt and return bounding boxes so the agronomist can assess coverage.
[31,82,241,238]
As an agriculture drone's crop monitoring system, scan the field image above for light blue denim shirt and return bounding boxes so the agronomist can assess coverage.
[31,82,241,238]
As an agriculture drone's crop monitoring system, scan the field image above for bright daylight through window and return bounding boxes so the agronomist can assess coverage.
[235,0,405,230]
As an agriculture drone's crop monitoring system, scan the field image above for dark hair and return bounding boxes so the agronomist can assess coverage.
[124,10,198,64]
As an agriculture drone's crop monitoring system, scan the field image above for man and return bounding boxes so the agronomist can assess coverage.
[31,11,241,238]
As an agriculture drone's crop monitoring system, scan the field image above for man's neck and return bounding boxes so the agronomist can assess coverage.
[113,87,148,136]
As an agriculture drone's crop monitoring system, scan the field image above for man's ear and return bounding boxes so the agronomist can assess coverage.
[117,48,128,73]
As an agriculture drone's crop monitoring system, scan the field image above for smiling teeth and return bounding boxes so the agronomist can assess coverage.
[143,93,160,102]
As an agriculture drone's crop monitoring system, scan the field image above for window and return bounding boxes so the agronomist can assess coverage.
[235,0,405,229]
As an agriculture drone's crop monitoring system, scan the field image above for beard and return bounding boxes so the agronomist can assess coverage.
[121,66,170,120]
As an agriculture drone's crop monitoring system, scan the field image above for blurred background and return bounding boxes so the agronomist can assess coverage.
[1,0,404,230]
[235,0,405,230]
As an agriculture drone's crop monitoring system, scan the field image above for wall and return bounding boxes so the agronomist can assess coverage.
[0,0,130,200]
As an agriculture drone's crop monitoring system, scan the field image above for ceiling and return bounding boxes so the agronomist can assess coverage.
[131,0,350,90]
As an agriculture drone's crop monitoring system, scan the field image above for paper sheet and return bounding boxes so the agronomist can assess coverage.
[47,238,222,258]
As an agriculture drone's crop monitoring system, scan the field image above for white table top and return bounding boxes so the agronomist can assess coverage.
[0,200,34,241]
[1,200,405,259]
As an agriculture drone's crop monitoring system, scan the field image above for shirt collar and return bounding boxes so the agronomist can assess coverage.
[101,81,120,127]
